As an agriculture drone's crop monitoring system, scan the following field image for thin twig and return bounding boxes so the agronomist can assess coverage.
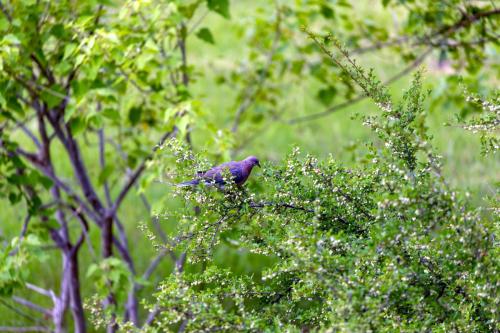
[0,327,51,332]
[0,143,100,224]
[12,297,52,317]
[249,201,315,213]
[0,299,44,325]
[16,122,41,148]
[143,306,162,327]
[8,214,32,256]
[25,283,55,299]
[142,249,170,281]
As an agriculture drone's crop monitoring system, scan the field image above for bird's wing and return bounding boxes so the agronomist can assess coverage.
[202,162,244,184]
[228,164,246,184]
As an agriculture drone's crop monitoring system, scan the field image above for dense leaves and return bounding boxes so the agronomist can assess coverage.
[139,47,499,331]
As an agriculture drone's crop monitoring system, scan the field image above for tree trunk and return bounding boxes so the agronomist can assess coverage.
[68,250,86,333]
[53,254,69,333]
[102,216,117,333]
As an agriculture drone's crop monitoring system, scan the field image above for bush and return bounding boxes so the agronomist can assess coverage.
[130,36,499,332]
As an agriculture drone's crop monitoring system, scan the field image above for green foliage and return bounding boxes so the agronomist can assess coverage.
[139,37,499,332]
[0,235,45,297]
[87,257,132,306]
[207,0,230,19]
[458,90,499,155]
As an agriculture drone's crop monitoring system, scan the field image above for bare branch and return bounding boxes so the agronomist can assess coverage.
[12,296,52,317]
[111,128,178,214]
[175,252,187,274]
[0,299,44,325]
[352,35,412,55]
[177,319,188,333]
[16,122,42,148]
[63,122,106,215]
[108,137,170,243]
[26,283,55,299]
[143,305,162,327]
[141,249,173,281]
[177,23,189,88]
[8,214,32,256]
[0,327,51,332]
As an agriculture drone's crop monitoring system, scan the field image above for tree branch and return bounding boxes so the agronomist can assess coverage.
[0,0,12,22]
[141,249,172,281]
[289,8,500,124]
[16,121,42,148]
[231,6,281,134]
[30,54,55,85]
[111,128,177,214]
[249,201,315,213]
[26,283,55,299]
[12,297,52,317]
[352,8,500,55]
[288,47,432,123]
[0,299,45,325]
[8,213,33,256]
[0,327,51,332]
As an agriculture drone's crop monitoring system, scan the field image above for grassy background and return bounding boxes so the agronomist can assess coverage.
[0,0,497,329]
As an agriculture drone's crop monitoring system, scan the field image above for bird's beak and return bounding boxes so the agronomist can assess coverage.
[256,162,261,168]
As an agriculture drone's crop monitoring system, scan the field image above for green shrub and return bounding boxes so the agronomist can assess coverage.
[135,35,499,332]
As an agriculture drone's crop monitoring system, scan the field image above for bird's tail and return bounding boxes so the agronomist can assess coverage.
[176,179,201,187]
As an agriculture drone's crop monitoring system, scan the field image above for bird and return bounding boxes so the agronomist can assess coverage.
[177,156,261,187]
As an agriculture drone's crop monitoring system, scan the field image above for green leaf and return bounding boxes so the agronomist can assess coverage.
[0,17,9,32]
[128,107,142,125]
[179,2,201,19]
[50,24,67,39]
[207,0,230,19]
[40,84,65,109]
[64,104,78,123]
[2,34,21,45]
[98,164,114,185]
[63,43,77,60]
[86,263,98,278]
[196,27,215,45]
[8,192,21,204]
[43,218,60,230]
[0,91,6,108]
[101,108,121,122]
[39,175,53,190]
[317,86,337,106]
[7,96,24,116]
[68,116,86,136]
[320,5,334,19]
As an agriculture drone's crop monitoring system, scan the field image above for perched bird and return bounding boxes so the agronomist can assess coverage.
[178,156,261,187]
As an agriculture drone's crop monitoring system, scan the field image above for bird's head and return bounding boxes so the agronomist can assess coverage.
[245,155,261,168]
